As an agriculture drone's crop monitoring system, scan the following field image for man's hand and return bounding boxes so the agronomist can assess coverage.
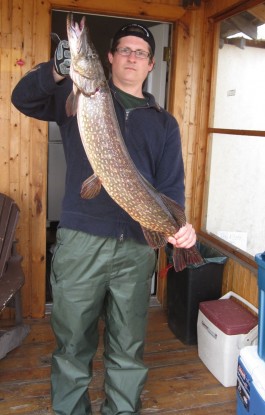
[54,40,71,77]
[167,223,196,249]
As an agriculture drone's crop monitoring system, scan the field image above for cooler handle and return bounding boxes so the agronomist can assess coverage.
[201,320,217,339]
[238,325,258,348]
[220,291,258,315]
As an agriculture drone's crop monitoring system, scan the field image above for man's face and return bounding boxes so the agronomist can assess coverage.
[108,36,155,91]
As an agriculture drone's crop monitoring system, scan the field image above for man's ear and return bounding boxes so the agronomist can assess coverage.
[108,52,113,64]
[149,59,155,72]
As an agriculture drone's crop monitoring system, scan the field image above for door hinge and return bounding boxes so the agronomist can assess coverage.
[163,46,171,64]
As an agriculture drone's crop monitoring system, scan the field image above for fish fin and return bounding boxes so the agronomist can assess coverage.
[80,174,102,199]
[142,227,167,249]
[160,194,186,227]
[65,88,80,117]
[173,245,204,272]
[172,248,187,272]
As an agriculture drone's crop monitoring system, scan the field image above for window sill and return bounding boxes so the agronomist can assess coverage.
[197,230,258,275]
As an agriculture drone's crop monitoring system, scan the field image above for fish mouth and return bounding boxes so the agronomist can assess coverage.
[67,13,87,52]
[67,13,85,39]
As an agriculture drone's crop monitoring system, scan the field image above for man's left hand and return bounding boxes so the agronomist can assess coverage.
[167,223,196,249]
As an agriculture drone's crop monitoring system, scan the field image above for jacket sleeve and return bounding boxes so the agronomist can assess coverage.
[155,115,185,209]
[11,59,72,125]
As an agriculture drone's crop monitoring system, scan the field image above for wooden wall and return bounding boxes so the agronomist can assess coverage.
[1,0,50,318]
[0,0,260,318]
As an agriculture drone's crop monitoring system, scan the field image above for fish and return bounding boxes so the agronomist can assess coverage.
[65,13,204,272]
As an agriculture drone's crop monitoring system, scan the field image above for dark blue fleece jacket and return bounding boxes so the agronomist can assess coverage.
[11,59,185,244]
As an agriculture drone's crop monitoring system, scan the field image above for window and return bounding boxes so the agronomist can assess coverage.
[202,2,265,257]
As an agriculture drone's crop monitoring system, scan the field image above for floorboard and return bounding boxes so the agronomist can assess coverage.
[0,300,237,414]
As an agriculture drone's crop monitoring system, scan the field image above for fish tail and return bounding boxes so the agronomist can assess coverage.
[173,245,204,272]
[172,248,187,272]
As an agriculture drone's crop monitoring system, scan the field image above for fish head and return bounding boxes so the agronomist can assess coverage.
[66,13,106,95]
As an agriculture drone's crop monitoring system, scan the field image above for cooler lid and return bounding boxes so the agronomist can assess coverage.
[199,298,258,335]
[240,345,260,375]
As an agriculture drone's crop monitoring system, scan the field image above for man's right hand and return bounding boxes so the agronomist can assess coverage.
[54,40,71,77]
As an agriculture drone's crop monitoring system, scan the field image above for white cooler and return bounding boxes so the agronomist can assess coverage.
[197,291,258,387]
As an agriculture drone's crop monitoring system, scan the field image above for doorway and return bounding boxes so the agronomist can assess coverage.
[46,10,172,303]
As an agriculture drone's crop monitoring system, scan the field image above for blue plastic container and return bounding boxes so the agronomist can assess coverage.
[237,346,265,415]
[255,252,265,360]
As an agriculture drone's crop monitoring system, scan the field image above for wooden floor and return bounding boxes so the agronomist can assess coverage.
[0,300,237,414]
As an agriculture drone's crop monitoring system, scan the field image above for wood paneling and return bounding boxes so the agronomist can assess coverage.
[0,0,50,318]
[222,259,258,307]
[51,0,186,21]
[0,0,260,318]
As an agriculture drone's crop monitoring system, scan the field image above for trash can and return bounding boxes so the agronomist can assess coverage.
[166,241,227,345]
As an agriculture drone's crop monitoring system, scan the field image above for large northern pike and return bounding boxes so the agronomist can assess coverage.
[66,13,203,271]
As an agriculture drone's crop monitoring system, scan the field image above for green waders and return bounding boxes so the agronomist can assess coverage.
[50,228,156,415]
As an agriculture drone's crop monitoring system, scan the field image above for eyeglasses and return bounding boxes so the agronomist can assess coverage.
[115,47,150,60]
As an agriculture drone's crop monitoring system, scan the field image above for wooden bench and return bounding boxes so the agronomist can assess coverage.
[0,193,30,359]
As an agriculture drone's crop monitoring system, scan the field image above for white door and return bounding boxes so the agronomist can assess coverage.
[145,23,170,294]
[145,23,170,108]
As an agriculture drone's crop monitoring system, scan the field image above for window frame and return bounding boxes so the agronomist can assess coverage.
[198,0,265,269]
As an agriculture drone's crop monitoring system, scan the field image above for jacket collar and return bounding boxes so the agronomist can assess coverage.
[108,78,161,112]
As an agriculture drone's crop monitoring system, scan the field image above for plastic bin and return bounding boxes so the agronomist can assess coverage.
[237,345,265,414]
[166,242,227,344]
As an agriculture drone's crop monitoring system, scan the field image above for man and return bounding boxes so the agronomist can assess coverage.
[12,21,196,415]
